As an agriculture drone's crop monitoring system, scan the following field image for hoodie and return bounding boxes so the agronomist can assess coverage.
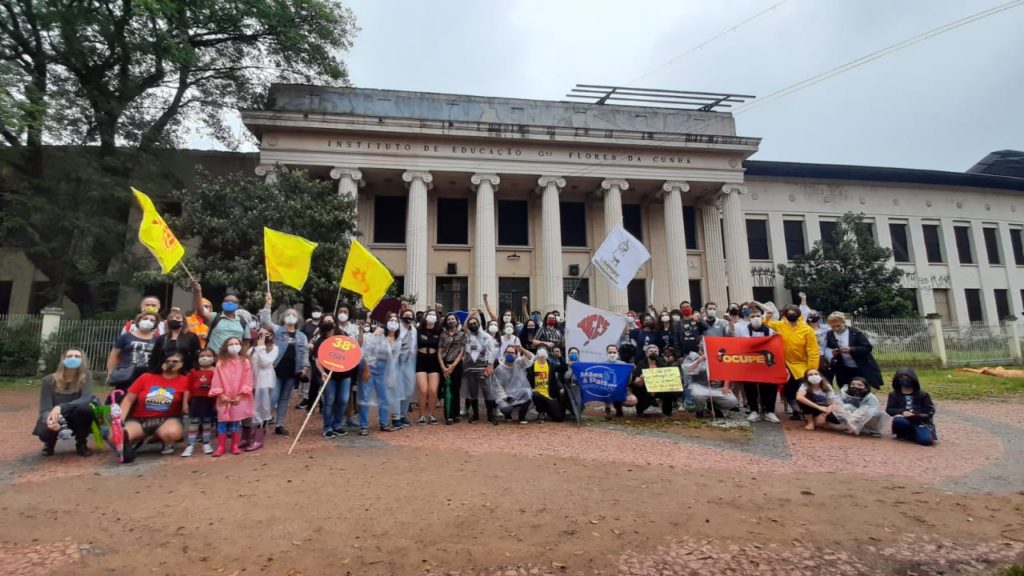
[884,368,935,427]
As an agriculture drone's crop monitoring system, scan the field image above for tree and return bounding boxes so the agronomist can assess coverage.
[137,168,358,311]
[0,0,357,313]
[777,212,914,317]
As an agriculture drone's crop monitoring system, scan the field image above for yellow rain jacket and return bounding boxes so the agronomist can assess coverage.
[764,317,820,379]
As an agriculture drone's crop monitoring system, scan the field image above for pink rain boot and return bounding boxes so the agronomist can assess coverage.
[211,433,227,457]
[245,427,265,451]
[230,430,242,455]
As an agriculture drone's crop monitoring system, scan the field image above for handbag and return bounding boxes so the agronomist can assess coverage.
[108,364,137,386]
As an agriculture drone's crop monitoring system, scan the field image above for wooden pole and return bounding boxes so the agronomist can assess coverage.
[288,370,333,455]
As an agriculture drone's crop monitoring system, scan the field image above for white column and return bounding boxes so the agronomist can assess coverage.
[537,176,566,313]
[471,173,500,305]
[599,178,630,314]
[721,184,753,304]
[661,181,691,307]
[255,164,281,184]
[701,201,728,305]
[998,222,1023,319]
[330,167,363,234]
[402,171,433,305]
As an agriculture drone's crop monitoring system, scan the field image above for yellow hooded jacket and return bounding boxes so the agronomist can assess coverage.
[764,317,820,379]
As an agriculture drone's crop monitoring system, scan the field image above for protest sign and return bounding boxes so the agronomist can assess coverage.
[641,367,683,393]
[704,335,787,384]
[570,362,634,404]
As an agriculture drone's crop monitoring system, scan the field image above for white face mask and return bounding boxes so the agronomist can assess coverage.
[386,321,399,332]
[488,325,499,335]
[338,313,349,323]
[807,374,822,385]
[425,314,437,324]
[137,319,156,332]
[671,314,681,322]
[363,325,371,333]
[706,309,717,318]
[311,311,322,320]
[504,326,514,335]
[284,314,298,325]
[750,317,763,329]
[536,348,548,359]
[607,353,619,362]
[227,344,242,356]
[503,314,512,323]
[198,356,215,367]
[660,315,670,323]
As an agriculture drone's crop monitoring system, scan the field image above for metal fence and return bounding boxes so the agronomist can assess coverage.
[0,314,44,376]
[0,314,122,377]
[851,317,936,367]
[48,318,124,374]
[942,322,1013,366]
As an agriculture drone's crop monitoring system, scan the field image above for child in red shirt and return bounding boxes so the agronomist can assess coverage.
[182,348,217,457]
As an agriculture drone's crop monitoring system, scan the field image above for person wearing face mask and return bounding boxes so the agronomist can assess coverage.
[181,348,218,457]
[247,329,277,451]
[520,319,539,354]
[603,344,633,418]
[825,312,882,390]
[493,345,535,424]
[631,344,679,418]
[186,298,212,349]
[107,311,162,393]
[670,304,707,357]
[758,302,819,421]
[360,314,403,434]
[148,308,201,375]
[499,322,523,359]
[121,295,167,336]
[686,347,739,418]
[701,302,729,337]
[438,312,467,424]
[302,306,323,340]
[629,314,664,363]
[885,368,936,446]
[332,304,363,431]
[655,312,674,347]
[532,312,563,352]
[795,369,839,431]
[831,377,886,437]
[392,309,418,428]
[209,337,254,456]
[527,346,566,422]
[34,348,95,456]
[461,314,498,424]
[415,310,444,424]
[118,351,189,461]
[259,292,310,435]
[191,281,251,355]
[730,310,781,423]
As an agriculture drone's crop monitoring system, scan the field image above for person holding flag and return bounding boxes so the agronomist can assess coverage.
[191,282,251,355]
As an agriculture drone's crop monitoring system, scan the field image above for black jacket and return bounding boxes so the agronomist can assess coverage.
[670,319,707,356]
[885,367,935,427]
[825,326,883,389]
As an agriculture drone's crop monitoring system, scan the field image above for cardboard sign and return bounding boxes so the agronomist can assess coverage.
[641,367,683,393]
[317,335,363,373]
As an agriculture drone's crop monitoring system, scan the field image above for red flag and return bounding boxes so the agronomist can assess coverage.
[704,336,787,384]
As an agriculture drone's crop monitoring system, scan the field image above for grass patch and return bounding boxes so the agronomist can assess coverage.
[0,377,36,389]
[887,368,1024,400]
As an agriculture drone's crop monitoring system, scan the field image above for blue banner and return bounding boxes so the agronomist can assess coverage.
[571,362,634,404]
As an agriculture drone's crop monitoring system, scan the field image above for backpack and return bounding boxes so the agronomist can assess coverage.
[205,313,248,350]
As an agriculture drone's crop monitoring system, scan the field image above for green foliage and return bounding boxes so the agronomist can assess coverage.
[778,212,914,317]
[143,168,359,310]
[0,319,42,376]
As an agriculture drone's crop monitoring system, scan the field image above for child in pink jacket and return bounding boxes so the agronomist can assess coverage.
[210,337,254,456]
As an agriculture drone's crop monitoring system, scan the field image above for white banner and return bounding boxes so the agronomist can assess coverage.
[565,297,634,363]
[591,223,651,290]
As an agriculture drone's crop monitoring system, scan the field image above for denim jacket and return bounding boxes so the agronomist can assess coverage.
[258,308,310,371]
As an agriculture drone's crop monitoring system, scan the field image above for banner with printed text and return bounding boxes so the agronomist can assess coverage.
[704,336,787,384]
[591,223,651,290]
[565,297,634,363]
[571,362,635,404]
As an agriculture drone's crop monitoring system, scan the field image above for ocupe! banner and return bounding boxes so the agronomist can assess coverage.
[704,335,787,384]
[571,362,635,404]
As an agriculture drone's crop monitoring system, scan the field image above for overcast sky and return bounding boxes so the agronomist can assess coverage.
[221,0,1024,172]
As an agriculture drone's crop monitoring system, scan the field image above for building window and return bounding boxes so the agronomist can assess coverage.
[954,225,974,264]
[964,288,983,323]
[497,200,529,246]
[623,204,643,242]
[994,289,1010,320]
[498,277,530,320]
[393,276,404,297]
[563,278,589,305]
[683,206,697,250]
[746,219,770,260]
[982,227,1002,265]
[900,288,919,314]
[783,220,806,260]
[889,222,911,263]
[373,196,407,244]
[627,279,647,314]
[436,198,468,245]
[855,221,875,240]
[752,287,775,305]
[1010,228,1024,266]
[819,220,838,254]
[922,224,943,263]
[688,280,702,309]
[560,202,587,247]
[435,277,468,312]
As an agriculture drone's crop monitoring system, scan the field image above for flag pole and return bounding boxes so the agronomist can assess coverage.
[570,261,593,300]
[332,284,343,316]
[178,261,197,284]
[288,370,333,455]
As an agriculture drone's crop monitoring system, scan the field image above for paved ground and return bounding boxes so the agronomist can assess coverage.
[1,386,1022,576]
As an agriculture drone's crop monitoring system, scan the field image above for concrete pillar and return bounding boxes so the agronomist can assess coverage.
[929,317,948,368]
[402,171,433,306]
[537,176,566,313]
[471,173,500,305]
[1007,318,1022,365]
[721,184,753,304]
[661,181,691,307]
[997,223,1024,320]
[330,167,362,236]
[599,178,630,314]
[701,201,728,306]
[254,164,281,184]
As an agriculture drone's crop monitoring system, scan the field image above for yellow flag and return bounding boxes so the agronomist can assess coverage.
[132,187,185,274]
[340,239,394,310]
[264,227,318,290]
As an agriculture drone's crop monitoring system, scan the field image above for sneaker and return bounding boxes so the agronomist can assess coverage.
[391,420,403,430]
[160,444,175,455]
[870,431,883,438]
[380,425,395,432]
[323,429,336,439]
[400,418,412,428]
[181,444,195,457]
[359,429,369,436]
[202,443,214,454]
[765,412,781,424]
[417,416,427,425]
[275,426,289,436]
[518,420,528,425]
[746,411,763,422]
[428,416,439,425]
[295,401,308,410]
[333,428,348,437]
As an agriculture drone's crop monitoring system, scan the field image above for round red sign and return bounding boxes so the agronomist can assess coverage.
[316,335,363,373]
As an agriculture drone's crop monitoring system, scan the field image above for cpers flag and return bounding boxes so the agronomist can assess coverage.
[592,223,651,290]
[264,227,318,290]
[132,188,184,274]
[340,239,394,310]
[704,336,788,384]
[565,297,633,363]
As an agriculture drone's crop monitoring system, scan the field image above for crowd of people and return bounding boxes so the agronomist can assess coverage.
[32,285,939,460]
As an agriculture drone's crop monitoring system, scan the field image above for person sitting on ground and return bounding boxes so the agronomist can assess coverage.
[795,369,840,431]
[885,368,937,446]
[117,351,188,462]
[492,345,534,424]
[685,348,738,418]
[528,346,565,423]
[633,344,680,418]
[832,376,886,437]
[34,348,95,456]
